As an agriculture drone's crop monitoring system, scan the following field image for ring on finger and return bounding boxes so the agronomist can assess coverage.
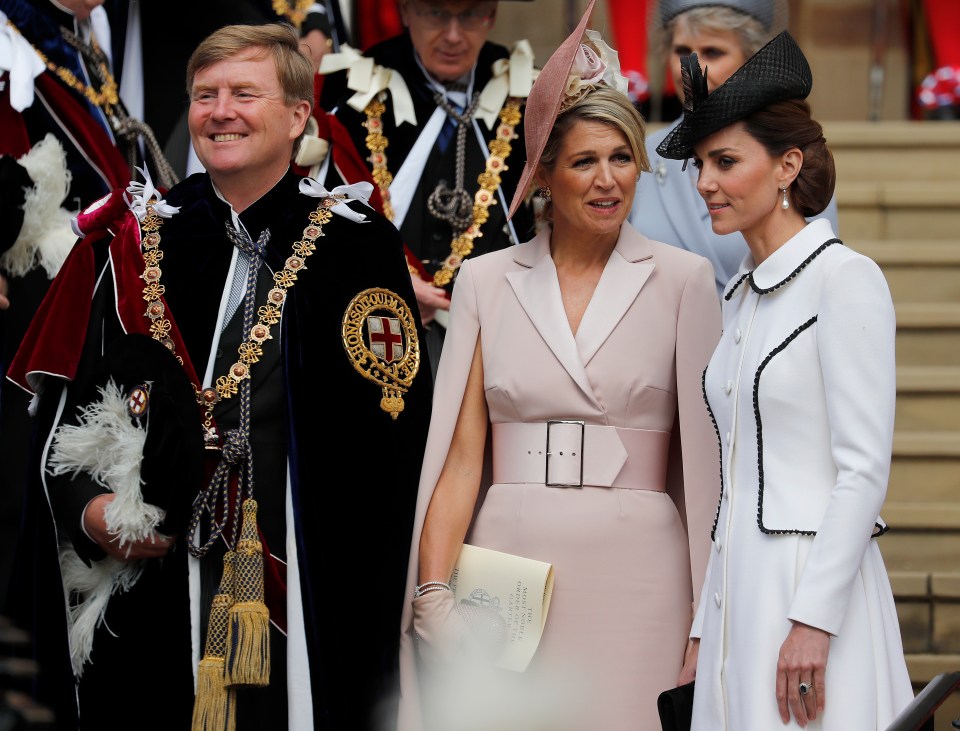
[799,681,811,696]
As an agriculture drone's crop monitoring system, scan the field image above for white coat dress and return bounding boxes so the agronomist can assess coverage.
[692,218,914,730]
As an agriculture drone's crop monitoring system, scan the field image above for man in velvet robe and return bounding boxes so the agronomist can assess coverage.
[6,22,431,731]
[319,0,537,377]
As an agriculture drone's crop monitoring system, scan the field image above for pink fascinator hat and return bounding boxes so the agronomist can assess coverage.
[507,0,630,220]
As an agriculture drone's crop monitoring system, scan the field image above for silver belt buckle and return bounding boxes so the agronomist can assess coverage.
[545,419,585,488]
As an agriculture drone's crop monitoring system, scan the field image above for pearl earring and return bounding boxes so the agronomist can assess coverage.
[780,185,789,210]
[539,186,552,200]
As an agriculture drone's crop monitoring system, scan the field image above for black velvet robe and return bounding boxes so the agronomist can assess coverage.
[323,32,537,286]
[6,170,433,730]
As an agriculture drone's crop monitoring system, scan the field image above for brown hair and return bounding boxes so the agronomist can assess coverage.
[186,23,314,158]
[743,99,835,217]
[186,23,314,107]
[537,86,650,222]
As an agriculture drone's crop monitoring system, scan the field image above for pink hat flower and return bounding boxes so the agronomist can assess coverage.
[561,29,629,111]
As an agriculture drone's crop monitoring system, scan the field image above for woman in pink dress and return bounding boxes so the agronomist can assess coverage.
[396,2,722,729]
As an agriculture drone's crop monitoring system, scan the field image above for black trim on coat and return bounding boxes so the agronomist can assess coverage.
[723,238,843,301]
[703,366,725,542]
[709,236,887,540]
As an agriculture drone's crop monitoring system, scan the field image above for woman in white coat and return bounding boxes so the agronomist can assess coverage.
[656,30,914,729]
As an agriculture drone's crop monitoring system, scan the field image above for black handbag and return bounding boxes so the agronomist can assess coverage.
[657,681,695,731]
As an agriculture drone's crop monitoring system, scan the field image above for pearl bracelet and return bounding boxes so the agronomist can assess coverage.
[414,581,452,598]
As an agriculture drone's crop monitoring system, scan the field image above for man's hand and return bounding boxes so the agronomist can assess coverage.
[82,494,174,562]
[410,274,450,326]
[0,273,9,310]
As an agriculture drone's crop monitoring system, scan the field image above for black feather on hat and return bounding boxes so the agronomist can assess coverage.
[656,31,812,161]
[679,52,709,114]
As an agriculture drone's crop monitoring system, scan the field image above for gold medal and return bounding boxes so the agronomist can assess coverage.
[341,288,421,419]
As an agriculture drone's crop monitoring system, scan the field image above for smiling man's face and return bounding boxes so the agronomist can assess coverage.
[188,48,309,191]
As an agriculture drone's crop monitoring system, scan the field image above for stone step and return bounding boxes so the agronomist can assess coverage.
[880,518,960,573]
[893,432,960,459]
[825,121,960,183]
[902,655,960,729]
[888,457,960,503]
[884,502,960,531]
[0,689,55,728]
[837,181,960,240]
[0,616,30,658]
[896,367,960,432]
[881,531,960,573]
[905,654,960,687]
[846,241,960,304]
[895,304,960,367]
[891,571,960,657]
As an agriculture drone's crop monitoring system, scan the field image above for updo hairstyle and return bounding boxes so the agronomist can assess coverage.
[743,98,835,217]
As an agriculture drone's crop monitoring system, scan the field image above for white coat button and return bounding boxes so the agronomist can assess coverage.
[724,380,733,395]
[734,328,742,343]
[714,592,722,608]
[725,431,731,444]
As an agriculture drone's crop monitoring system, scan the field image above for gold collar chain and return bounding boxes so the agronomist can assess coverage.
[5,19,119,114]
[363,97,522,287]
[139,196,335,447]
[272,0,314,29]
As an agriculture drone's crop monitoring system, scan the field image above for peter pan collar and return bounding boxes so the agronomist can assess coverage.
[724,218,841,300]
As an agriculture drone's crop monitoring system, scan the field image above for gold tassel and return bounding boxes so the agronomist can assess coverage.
[192,552,238,731]
[224,498,271,687]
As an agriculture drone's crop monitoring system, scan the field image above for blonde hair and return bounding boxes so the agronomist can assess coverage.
[537,87,649,223]
[187,23,314,107]
[186,23,314,158]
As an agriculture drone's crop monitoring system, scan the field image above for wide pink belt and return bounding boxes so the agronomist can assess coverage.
[491,421,670,491]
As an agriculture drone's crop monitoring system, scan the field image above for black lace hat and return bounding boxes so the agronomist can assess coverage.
[656,30,812,161]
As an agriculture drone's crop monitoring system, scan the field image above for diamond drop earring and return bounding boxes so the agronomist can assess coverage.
[539,186,552,200]
[780,185,790,210]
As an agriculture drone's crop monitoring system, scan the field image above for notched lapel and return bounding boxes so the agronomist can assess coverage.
[576,237,655,366]
[506,233,599,405]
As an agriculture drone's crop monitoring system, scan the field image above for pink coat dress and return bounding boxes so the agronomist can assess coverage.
[397,222,722,731]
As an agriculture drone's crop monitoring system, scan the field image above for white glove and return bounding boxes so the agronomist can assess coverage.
[412,589,468,668]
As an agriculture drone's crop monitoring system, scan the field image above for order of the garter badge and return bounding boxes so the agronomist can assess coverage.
[341,288,420,419]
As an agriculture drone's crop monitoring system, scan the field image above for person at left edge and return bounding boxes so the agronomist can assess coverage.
[318,0,537,378]
[0,0,176,612]
[5,22,432,731]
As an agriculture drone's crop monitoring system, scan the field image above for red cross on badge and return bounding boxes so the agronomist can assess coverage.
[127,384,150,418]
[367,315,404,363]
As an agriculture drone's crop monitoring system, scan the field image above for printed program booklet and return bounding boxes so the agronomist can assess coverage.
[449,543,555,672]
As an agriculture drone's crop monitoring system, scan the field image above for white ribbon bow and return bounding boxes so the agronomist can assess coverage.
[477,39,536,129]
[293,116,331,167]
[298,178,374,223]
[319,44,416,127]
[125,166,179,222]
[0,11,47,112]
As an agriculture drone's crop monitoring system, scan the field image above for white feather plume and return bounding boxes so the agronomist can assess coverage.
[0,133,77,279]
[48,377,166,677]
